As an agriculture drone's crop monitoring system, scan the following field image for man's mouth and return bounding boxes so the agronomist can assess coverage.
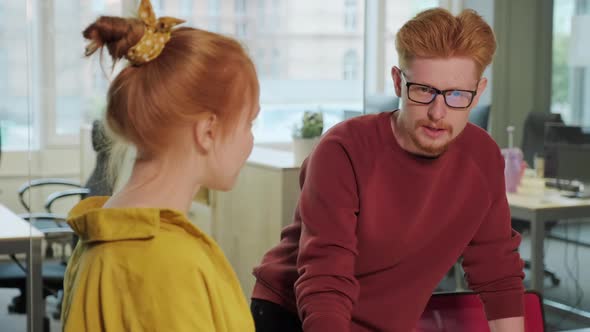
[421,125,447,138]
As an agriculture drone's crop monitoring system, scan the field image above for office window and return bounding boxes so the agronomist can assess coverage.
[92,0,105,11]
[256,48,266,77]
[344,0,357,32]
[0,0,123,149]
[257,0,266,32]
[53,1,121,140]
[0,51,6,92]
[181,0,193,19]
[271,0,280,30]
[2,0,448,148]
[208,0,221,32]
[235,0,247,37]
[152,0,164,12]
[171,0,367,142]
[381,1,440,95]
[270,48,280,79]
[235,0,247,14]
[343,50,358,80]
[552,0,590,126]
[236,21,248,38]
[0,1,34,149]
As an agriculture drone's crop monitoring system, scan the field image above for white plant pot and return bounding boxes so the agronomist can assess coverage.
[293,137,320,166]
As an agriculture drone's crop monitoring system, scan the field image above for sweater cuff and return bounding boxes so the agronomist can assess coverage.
[302,313,350,332]
[481,291,525,321]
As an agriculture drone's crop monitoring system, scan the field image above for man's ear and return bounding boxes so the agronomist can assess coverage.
[392,66,403,97]
[193,113,218,154]
[471,77,488,109]
[477,77,488,95]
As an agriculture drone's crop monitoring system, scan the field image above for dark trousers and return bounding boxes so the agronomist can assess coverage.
[251,299,303,332]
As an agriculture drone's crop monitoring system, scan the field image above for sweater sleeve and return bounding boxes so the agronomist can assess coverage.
[294,137,360,332]
[461,149,525,321]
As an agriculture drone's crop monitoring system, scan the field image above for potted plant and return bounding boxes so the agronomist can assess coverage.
[292,110,323,165]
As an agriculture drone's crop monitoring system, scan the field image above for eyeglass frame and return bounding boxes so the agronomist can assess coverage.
[400,71,479,110]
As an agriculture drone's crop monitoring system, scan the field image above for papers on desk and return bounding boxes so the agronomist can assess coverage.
[507,174,590,209]
[0,205,44,240]
[539,193,586,205]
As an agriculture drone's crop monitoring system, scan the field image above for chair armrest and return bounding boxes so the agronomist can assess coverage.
[45,188,90,213]
[17,213,73,238]
[18,212,69,222]
[40,227,74,235]
[18,178,83,211]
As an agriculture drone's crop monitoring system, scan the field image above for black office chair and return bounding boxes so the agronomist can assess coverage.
[0,120,114,330]
[513,111,564,287]
[521,112,564,167]
[365,94,400,114]
[468,104,491,131]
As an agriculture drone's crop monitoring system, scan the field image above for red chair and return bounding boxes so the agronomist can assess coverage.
[417,291,545,332]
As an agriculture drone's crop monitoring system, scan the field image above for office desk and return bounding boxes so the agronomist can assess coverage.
[0,204,45,332]
[212,147,301,297]
[507,176,590,294]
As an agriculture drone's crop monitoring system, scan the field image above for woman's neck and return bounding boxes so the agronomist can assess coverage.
[105,157,200,214]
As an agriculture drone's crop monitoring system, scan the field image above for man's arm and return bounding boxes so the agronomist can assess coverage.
[489,317,525,332]
[461,148,526,321]
[294,136,360,332]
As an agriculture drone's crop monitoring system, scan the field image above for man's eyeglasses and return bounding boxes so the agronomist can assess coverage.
[402,72,478,109]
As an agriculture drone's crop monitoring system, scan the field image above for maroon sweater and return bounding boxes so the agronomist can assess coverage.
[252,111,525,332]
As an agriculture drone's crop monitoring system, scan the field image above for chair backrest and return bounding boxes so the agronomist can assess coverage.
[364,95,400,114]
[84,120,115,197]
[416,291,544,332]
[468,105,491,131]
[521,111,564,166]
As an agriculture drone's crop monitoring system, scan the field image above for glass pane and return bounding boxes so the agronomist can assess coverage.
[0,1,37,150]
[0,1,40,331]
[54,1,121,136]
[171,0,365,143]
[384,1,440,86]
[552,0,590,126]
[0,1,124,330]
[551,0,575,122]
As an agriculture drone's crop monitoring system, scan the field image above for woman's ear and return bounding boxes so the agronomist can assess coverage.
[192,113,218,154]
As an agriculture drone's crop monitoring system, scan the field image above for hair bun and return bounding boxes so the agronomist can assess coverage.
[82,16,145,61]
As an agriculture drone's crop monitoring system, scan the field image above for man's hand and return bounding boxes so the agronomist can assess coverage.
[488,316,525,332]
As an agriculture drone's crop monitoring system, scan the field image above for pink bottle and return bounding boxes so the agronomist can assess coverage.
[502,126,523,193]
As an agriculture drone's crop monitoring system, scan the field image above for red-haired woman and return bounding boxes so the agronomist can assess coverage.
[62,1,259,331]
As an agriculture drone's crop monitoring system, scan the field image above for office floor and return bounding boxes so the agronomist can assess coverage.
[523,222,590,331]
[0,223,589,332]
[437,221,590,331]
[0,288,61,332]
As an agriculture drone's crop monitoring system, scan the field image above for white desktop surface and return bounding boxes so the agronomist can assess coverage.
[0,204,45,331]
[0,204,43,240]
[507,173,590,297]
[247,146,301,170]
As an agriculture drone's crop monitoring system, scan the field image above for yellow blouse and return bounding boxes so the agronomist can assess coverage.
[61,197,254,332]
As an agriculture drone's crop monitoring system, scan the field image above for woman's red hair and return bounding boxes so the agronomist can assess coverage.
[83,16,259,155]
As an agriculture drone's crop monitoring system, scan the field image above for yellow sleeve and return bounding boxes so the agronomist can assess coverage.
[63,244,218,332]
